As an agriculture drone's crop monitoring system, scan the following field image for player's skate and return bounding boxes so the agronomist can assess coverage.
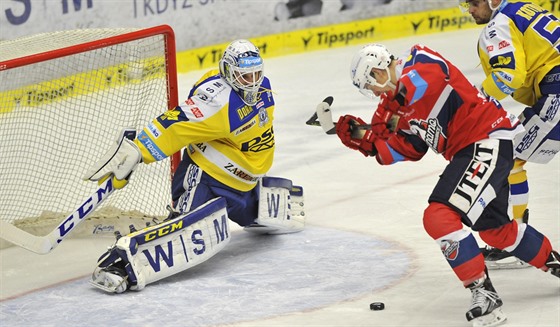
[544,250,560,278]
[465,271,506,327]
[482,210,529,270]
[90,265,128,294]
[481,246,529,270]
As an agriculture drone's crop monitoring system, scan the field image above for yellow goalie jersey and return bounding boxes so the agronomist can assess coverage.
[477,1,560,106]
[134,70,275,191]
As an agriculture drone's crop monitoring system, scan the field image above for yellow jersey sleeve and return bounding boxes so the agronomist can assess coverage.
[478,1,560,105]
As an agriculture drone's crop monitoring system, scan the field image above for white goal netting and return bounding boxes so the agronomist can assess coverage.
[0,26,178,246]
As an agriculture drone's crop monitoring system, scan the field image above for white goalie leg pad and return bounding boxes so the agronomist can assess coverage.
[244,177,305,235]
[514,96,560,164]
[91,197,230,293]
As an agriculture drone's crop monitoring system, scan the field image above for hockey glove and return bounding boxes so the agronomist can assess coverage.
[371,93,401,140]
[335,115,377,157]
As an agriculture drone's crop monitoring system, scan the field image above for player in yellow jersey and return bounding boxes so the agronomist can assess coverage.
[83,39,306,293]
[460,0,560,269]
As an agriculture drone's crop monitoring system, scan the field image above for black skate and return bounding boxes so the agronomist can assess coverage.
[545,250,560,278]
[466,270,506,327]
[481,246,529,270]
[480,209,530,270]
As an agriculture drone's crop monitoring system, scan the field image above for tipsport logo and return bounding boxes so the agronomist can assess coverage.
[410,15,475,33]
[301,27,375,48]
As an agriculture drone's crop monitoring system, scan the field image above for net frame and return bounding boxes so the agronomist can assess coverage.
[0,25,181,245]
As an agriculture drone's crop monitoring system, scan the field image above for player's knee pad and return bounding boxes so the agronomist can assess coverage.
[91,197,230,293]
[514,95,560,163]
[423,202,463,240]
[424,203,484,282]
[244,176,305,235]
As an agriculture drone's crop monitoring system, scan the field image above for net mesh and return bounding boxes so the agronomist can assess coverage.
[0,28,175,238]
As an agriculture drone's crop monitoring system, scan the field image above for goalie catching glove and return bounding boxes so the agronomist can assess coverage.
[83,128,142,189]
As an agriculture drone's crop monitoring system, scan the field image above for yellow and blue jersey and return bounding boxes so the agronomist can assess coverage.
[135,70,275,192]
[477,0,560,106]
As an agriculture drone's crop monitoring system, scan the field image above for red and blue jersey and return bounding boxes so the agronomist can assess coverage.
[375,44,523,165]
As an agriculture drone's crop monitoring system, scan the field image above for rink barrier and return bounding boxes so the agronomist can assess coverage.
[177,7,480,72]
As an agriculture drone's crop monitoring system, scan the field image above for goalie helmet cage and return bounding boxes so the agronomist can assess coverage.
[0,25,180,248]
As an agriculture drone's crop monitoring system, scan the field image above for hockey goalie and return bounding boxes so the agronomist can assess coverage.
[85,39,305,293]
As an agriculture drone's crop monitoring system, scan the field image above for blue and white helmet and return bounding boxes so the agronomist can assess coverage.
[219,39,264,106]
[350,43,394,99]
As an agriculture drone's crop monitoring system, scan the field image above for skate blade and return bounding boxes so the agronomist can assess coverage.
[486,258,530,270]
[472,308,507,327]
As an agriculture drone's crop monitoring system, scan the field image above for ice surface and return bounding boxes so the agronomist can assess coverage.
[1,29,559,327]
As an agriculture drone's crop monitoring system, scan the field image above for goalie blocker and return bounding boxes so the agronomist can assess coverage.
[91,177,305,293]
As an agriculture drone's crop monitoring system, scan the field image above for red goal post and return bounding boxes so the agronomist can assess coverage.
[0,25,181,249]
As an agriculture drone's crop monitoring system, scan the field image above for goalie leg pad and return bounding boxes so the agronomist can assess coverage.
[90,197,231,293]
[244,177,305,235]
[514,94,560,164]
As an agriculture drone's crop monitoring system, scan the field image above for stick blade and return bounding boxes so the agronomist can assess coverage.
[0,220,54,254]
[305,112,320,126]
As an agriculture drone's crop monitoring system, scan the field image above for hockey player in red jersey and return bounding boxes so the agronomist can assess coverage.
[333,43,560,326]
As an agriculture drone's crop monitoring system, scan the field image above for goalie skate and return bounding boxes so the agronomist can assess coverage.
[90,266,128,294]
[466,272,506,327]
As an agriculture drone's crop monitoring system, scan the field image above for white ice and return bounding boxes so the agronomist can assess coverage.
[1,29,559,327]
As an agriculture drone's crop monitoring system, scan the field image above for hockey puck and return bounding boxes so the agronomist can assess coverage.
[370,302,385,311]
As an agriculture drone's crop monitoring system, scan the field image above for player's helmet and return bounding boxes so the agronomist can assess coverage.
[350,43,394,99]
[219,39,264,106]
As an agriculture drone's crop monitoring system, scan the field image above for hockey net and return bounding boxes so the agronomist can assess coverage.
[0,25,179,249]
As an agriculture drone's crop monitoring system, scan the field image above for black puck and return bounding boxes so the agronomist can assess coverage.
[370,302,385,311]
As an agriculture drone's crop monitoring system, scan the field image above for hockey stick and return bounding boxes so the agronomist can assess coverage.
[0,129,138,254]
[0,177,117,254]
[306,96,371,137]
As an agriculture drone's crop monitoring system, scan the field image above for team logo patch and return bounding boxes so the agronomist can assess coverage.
[258,107,269,127]
[441,240,459,260]
[156,108,188,128]
[409,118,447,153]
[489,52,515,69]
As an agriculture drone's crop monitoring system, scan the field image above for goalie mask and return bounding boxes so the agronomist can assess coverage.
[219,39,264,106]
[350,43,395,99]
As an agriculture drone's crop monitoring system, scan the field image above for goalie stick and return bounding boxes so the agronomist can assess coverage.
[306,96,371,137]
[0,177,117,254]
[0,129,137,254]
